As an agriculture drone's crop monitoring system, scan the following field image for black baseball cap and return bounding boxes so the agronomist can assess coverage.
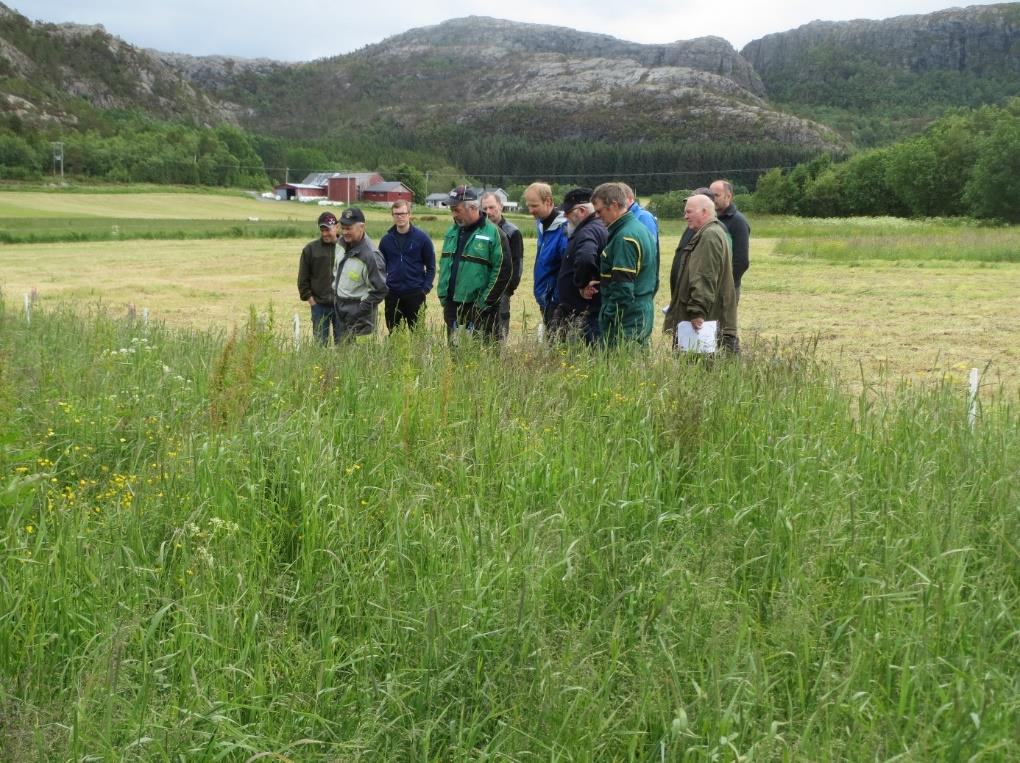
[339,207,365,225]
[317,211,338,227]
[559,187,593,214]
[448,186,478,204]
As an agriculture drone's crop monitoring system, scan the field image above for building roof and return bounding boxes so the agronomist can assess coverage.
[363,181,412,193]
[275,182,328,190]
[301,171,381,187]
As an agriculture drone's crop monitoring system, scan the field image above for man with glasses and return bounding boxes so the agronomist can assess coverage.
[591,182,658,347]
[379,200,436,333]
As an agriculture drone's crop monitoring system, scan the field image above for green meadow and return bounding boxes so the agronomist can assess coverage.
[1,189,1019,759]
[1,305,1018,760]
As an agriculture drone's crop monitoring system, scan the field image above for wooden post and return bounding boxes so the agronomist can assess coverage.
[968,368,979,430]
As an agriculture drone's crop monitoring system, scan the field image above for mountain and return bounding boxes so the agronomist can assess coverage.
[2,3,1017,187]
[741,3,1020,143]
[0,3,241,126]
[150,16,840,154]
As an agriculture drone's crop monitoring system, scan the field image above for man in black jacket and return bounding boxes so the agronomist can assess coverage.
[297,211,341,344]
[709,180,751,300]
[550,188,607,345]
[480,191,523,340]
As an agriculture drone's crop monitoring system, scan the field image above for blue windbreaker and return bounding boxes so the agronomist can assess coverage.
[532,213,569,313]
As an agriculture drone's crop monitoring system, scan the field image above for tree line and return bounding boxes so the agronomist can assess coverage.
[747,99,1020,222]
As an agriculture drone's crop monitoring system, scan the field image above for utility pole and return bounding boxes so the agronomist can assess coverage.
[51,141,64,181]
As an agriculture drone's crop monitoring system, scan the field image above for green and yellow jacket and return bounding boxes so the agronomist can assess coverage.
[598,211,658,345]
[438,216,511,309]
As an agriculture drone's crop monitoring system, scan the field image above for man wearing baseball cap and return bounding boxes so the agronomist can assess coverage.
[437,186,512,342]
[297,211,342,344]
[333,207,388,343]
[550,187,607,345]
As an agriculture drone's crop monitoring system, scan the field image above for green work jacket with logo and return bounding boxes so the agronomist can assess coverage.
[598,211,658,345]
[437,218,508,308]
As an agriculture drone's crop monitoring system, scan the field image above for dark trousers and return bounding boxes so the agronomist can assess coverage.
[444,301,500,343]
[498,293,511,340]
[549,303,601,346]
[310,302,340,345]
[385,292,426,332]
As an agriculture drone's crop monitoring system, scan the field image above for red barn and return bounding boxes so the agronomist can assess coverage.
[273,183,327,201]
[361,181,414,205]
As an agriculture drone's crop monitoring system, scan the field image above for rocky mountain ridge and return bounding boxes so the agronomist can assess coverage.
[742,2,1020,107]
[1,3,1017,159]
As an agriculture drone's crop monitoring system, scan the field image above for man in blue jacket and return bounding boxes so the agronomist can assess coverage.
[524,181,569,332]
[378,200,436,332]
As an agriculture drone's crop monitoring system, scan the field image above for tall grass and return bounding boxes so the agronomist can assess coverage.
[1,298,1018,760]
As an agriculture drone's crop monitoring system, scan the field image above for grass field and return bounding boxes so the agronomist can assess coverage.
[2,198,1018,391]
[1,190,1019,759]
[1,301,1017,760]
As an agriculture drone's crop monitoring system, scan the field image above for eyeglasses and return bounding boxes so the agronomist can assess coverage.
[392,211,410,216]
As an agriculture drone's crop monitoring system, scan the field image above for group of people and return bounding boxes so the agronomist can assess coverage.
[296,178,750,352]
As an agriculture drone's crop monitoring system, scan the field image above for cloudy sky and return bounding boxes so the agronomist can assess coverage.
[8,1,1001,61]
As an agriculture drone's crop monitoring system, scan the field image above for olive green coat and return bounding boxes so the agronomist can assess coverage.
[663,218,738,338]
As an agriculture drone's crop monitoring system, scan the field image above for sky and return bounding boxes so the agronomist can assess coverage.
[7,1,1005,61]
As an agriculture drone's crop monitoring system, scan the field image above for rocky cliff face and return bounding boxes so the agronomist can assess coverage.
[225,16,840,150]
[369,17,766,96]
[0,5,242,126]
[742,3,1020,101]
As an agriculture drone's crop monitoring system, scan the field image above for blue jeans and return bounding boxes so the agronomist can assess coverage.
[310,302,340,345]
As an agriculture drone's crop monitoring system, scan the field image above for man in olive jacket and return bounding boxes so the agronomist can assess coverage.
[591,182,658,346]
[663,194,739,353]
[297,211,342,344]
[438,186,512,342]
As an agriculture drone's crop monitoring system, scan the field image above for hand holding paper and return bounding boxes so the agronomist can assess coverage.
[677,320,718,353]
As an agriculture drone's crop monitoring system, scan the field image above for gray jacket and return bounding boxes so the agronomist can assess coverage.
[332,234,388,335]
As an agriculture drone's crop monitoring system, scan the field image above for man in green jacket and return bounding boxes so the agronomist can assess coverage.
[591,182,658,346]
[663,193,739,353]
[438,186,512,342]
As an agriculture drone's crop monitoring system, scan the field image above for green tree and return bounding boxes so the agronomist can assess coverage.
[963,118,1020,222]
[380,162,426,203]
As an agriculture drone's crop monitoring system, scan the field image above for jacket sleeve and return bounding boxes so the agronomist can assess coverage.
[571,226,604,288]
[365,247,389,306]
[730,215,750,283]
[686,231,726,319]
[481,228,512,308]
[421,232,437,294]
[507,230,524,297]
[297,244,312,300]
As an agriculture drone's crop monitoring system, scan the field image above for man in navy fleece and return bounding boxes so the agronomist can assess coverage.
[378,200,436,332]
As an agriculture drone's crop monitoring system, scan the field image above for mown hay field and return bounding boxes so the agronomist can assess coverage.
[2,192,1018,391]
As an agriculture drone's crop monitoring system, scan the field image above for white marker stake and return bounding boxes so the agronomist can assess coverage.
[968,368,979,430]
[142,308,149,326]
[293,313,301,351]
[23,293,31,324]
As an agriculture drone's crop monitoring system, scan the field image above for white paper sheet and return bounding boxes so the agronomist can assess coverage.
[677,320,718,353]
